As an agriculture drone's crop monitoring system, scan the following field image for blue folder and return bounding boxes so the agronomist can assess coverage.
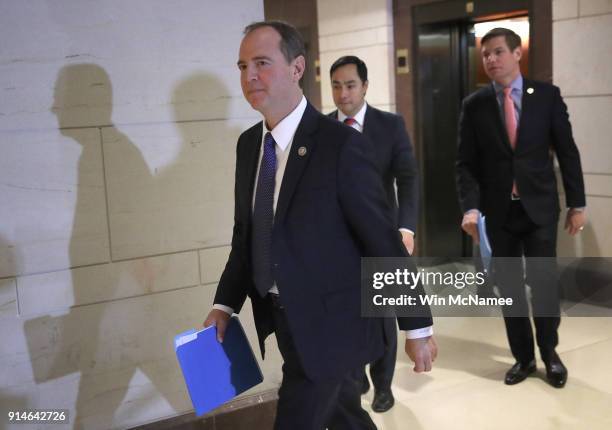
[175,316,263,416]
[477,213,492,273]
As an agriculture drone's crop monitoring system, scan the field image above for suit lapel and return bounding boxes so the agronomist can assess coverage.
[516,79,535,152]
[274,103,319,223]
[362,105,377,140]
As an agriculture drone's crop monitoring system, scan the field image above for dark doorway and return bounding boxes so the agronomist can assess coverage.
[416,22,466,259]
[412,1,536,259]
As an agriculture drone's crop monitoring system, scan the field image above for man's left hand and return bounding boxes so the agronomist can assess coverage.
[405,336,437,372]
[401,230,415,255]
[565,208,586,236]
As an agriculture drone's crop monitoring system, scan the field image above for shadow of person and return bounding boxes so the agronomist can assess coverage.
[23,65,244,428]
[23,63,156,429]
[126,72,245,420]
[157,72,243,250]
[0,233,31,428]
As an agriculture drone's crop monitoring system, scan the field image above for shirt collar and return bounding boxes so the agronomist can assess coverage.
[337,101,368,127]
[493,74,523,95]
[262,95,307,151]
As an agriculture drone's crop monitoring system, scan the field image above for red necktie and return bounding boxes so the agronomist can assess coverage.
[504,87,519,196]
[343,117,356,127]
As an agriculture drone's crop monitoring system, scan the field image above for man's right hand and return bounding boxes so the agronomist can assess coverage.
[461,210,480,244]
[203,309,231,343]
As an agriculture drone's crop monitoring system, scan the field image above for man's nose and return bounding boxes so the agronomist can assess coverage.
[246,64,258,81]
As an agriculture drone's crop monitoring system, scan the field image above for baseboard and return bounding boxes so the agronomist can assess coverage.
[129,389,278,430]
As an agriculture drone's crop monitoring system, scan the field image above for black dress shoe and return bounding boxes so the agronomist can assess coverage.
[504,360,536,385]
[361,374,370,395]
[543,351,567,388]
[372,389,394,413]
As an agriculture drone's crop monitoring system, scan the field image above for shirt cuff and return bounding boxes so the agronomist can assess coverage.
[464,209,480,215]
[212,304,234,315]
[399,228,415,235]
[405,325,433,339]
[569,207,586,212]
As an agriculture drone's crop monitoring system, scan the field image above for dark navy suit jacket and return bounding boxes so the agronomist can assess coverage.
[329,105,419,232]
[214,102,432,381]
[456,79,585,228]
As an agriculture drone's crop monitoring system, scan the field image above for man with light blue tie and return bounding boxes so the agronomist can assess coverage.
[456,27,586,389]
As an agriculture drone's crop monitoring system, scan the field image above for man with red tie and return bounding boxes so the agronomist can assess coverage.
[329,56,423,412]
[456,27,586,388]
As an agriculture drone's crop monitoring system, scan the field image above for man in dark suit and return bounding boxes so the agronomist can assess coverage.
[456,28,586,389]
[203,21,437,429]
[328,55,422,413]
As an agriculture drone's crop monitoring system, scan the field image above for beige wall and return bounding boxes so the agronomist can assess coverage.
[317,0,396,113]
[0,2,284,429]
[553,0,612,257]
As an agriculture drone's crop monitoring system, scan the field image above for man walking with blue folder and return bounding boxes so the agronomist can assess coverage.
[204,21,436,429]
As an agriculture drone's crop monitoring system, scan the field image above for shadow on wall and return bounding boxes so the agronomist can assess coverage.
[0,233,30,426]
[20,64,240,428]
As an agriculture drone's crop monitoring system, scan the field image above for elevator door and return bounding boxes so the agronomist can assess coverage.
[417,23,468,259]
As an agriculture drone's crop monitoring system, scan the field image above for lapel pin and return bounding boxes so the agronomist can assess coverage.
[298,146,307,156]
[527,87,534,94]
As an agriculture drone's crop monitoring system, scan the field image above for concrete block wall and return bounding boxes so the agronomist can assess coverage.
[0,2,283,429]
[317,0,396,114]
[552,0,612,257]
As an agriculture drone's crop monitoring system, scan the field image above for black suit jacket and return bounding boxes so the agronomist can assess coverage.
[329,105,419,231]
[456,79,585,228]
[215,102,432,381]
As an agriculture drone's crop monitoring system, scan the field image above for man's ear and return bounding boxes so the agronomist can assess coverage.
[363,80,369,95]
[292,55,306,82]
[513,46,522,62]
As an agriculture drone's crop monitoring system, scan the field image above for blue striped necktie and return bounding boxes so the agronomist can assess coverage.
[252,132,277,297]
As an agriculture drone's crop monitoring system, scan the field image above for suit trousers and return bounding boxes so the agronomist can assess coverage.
[488,200,561,364]
[270,295,377,430]
[363,319,397,391]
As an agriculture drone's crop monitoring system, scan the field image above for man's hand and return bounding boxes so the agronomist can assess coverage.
[461,211,480,244]
[565,208,586,236]
[405,336,437,373]
[203,309,231,343]
[401,230,415,255]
